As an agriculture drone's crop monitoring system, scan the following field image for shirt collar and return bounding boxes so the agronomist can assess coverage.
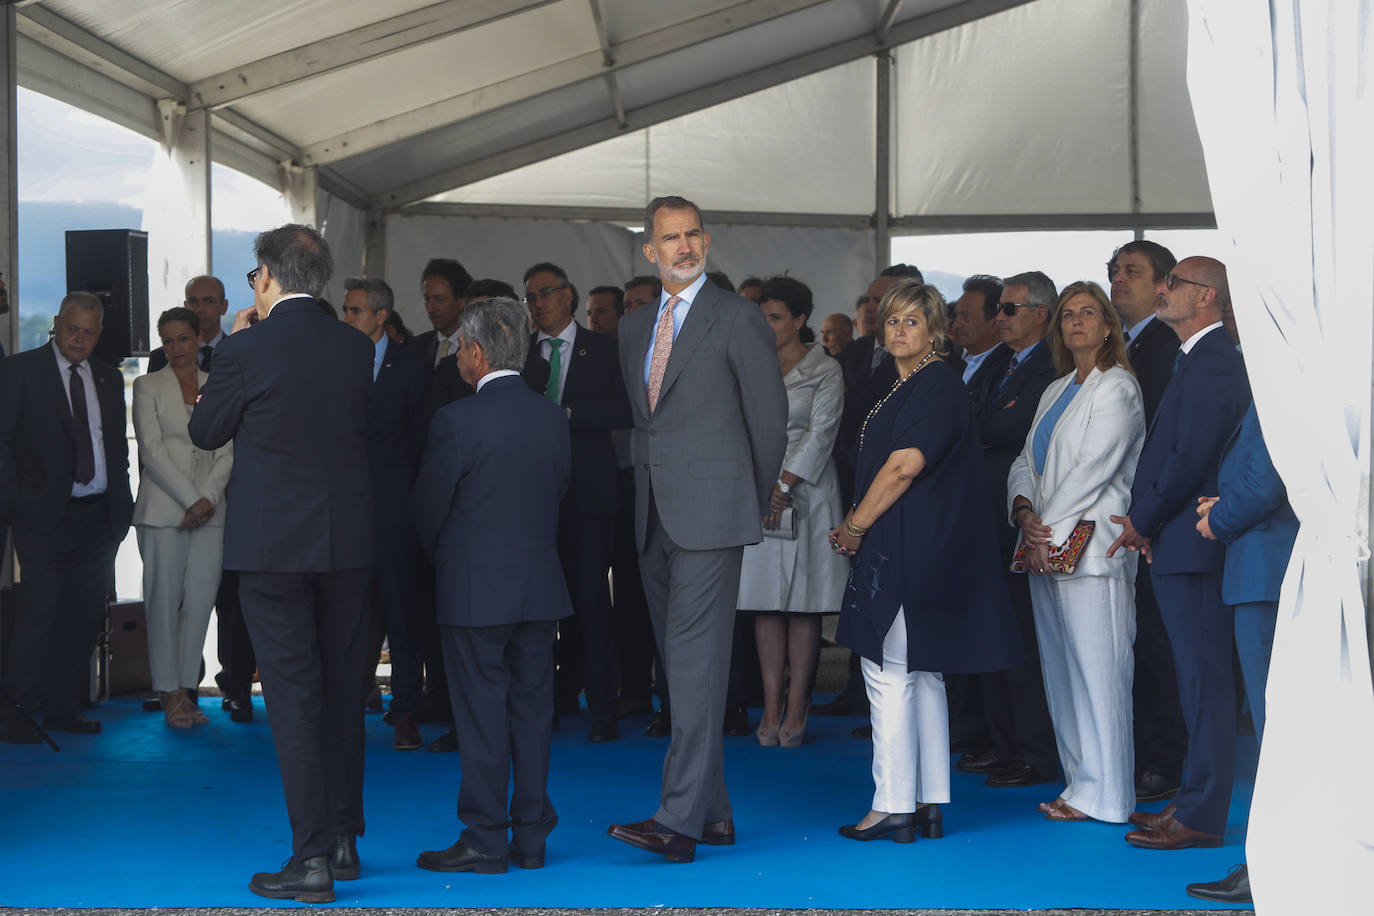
[660,272,708,311]
[1125,313,1156,342]
[268,293,312,315]
[1180,321,1225,355]
[537,319,578,347]
[204,330,224,349]
[1012,339,1042,363]
[476,369,520,392]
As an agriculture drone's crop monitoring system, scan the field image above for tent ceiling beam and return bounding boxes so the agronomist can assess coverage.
[300,0,832,166]
[376,0,1035,208]
[400,201,872,229]
[875,0,905,42]
[891,212,1218,233]
[187,0,557,111]
[18,5,186,100]
[586,0,627,127]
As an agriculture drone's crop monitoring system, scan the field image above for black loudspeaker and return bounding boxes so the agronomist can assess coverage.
[64,229,150,365]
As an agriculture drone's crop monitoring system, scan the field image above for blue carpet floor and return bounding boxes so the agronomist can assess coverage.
[0,696,1256,910]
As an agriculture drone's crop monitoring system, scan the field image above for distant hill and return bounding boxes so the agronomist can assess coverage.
[13,200,258,353]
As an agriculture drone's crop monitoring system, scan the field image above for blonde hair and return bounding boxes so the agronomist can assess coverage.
[1049,281,1132,375]
[877,279,948,354]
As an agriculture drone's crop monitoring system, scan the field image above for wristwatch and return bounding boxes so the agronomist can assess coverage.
[776,478,791,495]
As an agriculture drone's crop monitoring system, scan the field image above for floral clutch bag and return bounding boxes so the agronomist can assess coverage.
[1010,520,1096,575]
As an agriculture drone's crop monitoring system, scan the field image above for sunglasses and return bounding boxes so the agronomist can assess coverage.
[998,302,1040,317]
[1164,273,1210,291]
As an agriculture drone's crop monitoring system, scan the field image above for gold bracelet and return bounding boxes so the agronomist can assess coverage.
[843,517,868,538]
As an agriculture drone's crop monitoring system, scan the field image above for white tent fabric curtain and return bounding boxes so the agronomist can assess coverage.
[318,190,365,309]
[1184,2,1374,913]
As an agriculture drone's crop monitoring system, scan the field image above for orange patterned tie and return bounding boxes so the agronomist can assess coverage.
[646,296,680,414]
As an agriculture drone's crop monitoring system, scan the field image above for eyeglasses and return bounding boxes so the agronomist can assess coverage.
[998,302,1039,317]
[247,267,261,289]
[520,284,567,305]
[1164,273,1209,291]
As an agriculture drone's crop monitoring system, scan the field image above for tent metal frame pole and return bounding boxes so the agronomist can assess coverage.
[1128,0,1143,241]
[875,51,892,272]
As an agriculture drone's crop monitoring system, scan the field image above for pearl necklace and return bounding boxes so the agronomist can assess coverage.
[857,348,939,455]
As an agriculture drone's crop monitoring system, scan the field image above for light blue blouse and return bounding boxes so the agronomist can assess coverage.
[1033,380,1082,474]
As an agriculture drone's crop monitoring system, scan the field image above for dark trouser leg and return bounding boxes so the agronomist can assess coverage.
[1002,570,1058,776]
[505,621,560,853]
[944,672,985,745]
[238,568,371,857]
[612,470,653,703]
[7,501,116,719]
[1232,600,1277,743]
[639,500,741,839]
[413,553,448,717]
[559,512,616,724]
[554,615,583,710]
[1132,557,1187,779]
[214,569,255,694]
[1152,570,1236,836]
[374,533,424,713]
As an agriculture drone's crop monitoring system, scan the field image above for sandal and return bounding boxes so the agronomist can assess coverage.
[160,691,196,729]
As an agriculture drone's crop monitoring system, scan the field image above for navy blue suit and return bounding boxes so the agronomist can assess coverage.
[412,373,573,858]
[363,335,429,714]
[1208,401,1297,738]
[189,295,375,859]
[971,338,1058,778]
[1128,325,1250,835]
[526,325,632,725]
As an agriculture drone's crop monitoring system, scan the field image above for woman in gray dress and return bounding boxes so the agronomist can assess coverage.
[738,276,848,747]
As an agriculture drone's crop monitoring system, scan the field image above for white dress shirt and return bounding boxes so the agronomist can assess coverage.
[536,318,578,402]
[643,271,708,387]
[51,341,108,497]
[476,369,520,392]
[1179,321,1225,355]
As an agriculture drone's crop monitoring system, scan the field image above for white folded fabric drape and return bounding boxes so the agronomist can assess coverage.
[1184,2,1374,913]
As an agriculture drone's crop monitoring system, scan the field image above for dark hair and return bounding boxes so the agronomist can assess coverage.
[183,274,225,300]
[880,263,925,284]
[738,276,763,292]
[422,258,474,299]
[1110,240,1176,283]
[625,275,662,296]
[384,309,412,344]
[962,274,1005,321]
[759,275,814,323]
[463,278,517,302]
[343,276,395,314]
[157,306,200,336]
[523,261,577,312]
[253,223,333,298]
[589,285,625,316]
[707,270,734,292]
[644,195,704,235]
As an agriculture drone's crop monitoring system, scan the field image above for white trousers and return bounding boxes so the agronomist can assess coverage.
[1029,573,1136,822]
[861,607,950,811]
[136,525,223,693]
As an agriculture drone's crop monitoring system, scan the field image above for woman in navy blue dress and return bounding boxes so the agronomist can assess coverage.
[830,280,1021,843]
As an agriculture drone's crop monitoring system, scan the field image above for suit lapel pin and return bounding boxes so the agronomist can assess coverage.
[578,348,587,357]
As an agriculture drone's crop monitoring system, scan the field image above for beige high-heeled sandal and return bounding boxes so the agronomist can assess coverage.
[160,691,196,729]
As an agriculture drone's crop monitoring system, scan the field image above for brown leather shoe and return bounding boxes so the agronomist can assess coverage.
[700,819,735,846]
[1128,803,1176,829]
[1124,813,1223,849]
[393,714,422,751]
[1045,802,1090,821]
[607,818,696,862]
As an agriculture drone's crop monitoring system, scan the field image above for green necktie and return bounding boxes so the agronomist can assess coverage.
[545,338,563,403]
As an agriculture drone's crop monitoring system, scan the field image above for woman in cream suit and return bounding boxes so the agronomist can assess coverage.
[1007,281,1145,824]
[134,308,233,728]
[738,276,848,747]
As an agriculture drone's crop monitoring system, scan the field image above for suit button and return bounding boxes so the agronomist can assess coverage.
[642,463,649,471]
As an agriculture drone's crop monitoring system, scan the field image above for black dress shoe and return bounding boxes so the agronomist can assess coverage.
[839,812,915,843]
[1186,864,1251,903]
[249,855,334,903]
[42,712,100,734]
[331,835,360,881]
[607,818,696,863]
[417,840,508,874]
[428,727,458,753]
[141,696,162,712]
[509,845,545,869]
[1135,769,1181,802]
[221,688,254,723]
[986,760,1056,787]
[588,718,619,743]
[722,706,750,737]
[393,713,423,751]
[645,708,671,738]
[700,819,736,846]
[955,750,1007,774]
[811,694,870,717]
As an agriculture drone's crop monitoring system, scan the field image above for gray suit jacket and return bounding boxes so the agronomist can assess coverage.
[618,280,788,551]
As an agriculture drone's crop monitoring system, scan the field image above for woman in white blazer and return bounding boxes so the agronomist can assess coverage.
[1006,281,1145,824]
[133,308,233,728]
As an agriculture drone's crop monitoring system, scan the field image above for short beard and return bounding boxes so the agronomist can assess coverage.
[662,258,704,286]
